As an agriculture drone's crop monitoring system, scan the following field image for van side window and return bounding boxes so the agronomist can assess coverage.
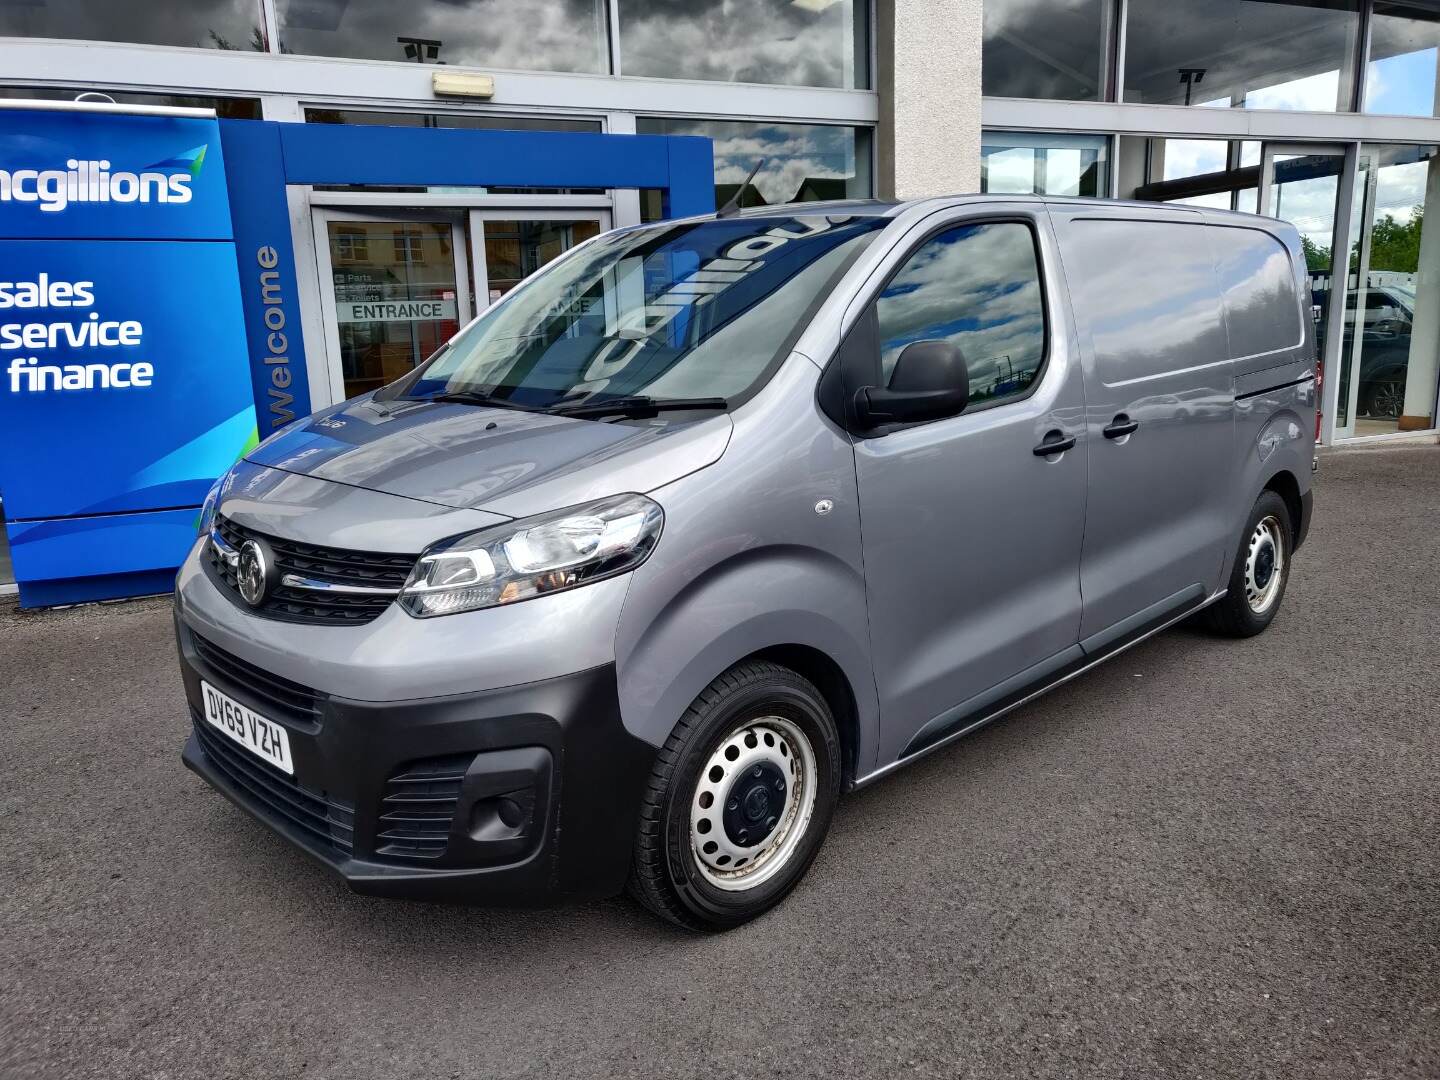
[875,222,1047,409]
[1207,226,1303,359]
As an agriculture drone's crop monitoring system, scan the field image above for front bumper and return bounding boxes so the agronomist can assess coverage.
[177,616,655,904]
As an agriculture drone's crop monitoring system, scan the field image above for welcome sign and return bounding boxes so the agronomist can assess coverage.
[0,105,257,605]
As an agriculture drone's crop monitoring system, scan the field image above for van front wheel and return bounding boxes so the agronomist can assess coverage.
[1204,490,1294,637]
[628,661,841,931]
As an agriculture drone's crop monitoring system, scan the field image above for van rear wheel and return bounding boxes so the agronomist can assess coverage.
[1203,490,1293,638]
[628,661,841,931]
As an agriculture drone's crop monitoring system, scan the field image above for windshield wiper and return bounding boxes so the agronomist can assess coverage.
[547,395,730,419]
[412,391,549,413]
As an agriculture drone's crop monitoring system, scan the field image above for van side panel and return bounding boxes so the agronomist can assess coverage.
[1205,216,1317,578]
[1049,209,1237,641]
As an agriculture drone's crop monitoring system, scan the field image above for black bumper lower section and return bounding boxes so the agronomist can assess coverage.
[1294,488,1314,551]
[177,618,655,905]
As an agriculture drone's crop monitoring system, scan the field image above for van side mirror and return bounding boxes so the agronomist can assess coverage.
[854,339,970,429]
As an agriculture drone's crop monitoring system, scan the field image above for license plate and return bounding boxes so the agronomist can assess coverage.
[199,680,294,775]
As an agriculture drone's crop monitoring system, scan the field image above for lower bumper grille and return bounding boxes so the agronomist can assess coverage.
[191,632,323,729]
[193,713,355,856]
[376,755,474,860]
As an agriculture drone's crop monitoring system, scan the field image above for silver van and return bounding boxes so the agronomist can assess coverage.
[176,196,1316,930]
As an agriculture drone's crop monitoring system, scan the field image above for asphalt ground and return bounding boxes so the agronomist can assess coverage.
[2,444,1438,1080]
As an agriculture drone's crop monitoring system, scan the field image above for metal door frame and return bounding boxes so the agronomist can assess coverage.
[1258,141,1360,445]
[310,208,472,406]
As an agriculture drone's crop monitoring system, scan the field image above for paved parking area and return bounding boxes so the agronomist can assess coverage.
[3,445,1439,1080]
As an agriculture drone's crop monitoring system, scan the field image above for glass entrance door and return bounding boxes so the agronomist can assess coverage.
[1339,144,1440,436]
[469,211,608,309]
[316,212,472,401]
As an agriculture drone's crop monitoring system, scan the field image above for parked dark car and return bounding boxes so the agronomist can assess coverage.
[1346,284,1415,419]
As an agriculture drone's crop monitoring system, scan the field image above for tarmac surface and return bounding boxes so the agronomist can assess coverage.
[2,444,1438,1079]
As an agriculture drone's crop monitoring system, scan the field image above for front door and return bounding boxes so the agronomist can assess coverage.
[850,210,1089,763]
[315,211,472,402]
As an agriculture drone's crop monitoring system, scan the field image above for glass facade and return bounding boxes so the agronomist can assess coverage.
[618,0,867,88]
[981,132,1108,197]
[0,0,265,51]
[1123,0,1360,110]
[636,118,872,219]
[0,0,868,88]
[275,0,609,73]
[1366,2,1440,117]
[982,0,1109,101]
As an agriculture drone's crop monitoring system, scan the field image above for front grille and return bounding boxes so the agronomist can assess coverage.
[193,713,355,856]
[191,632,323,729]
[376,754,474,860]
[208,515,416,626]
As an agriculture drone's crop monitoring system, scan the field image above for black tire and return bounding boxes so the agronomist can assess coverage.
[1203,490,1293,638]
[628,661,841,932]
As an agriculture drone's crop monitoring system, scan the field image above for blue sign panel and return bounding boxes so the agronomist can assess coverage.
[0,240,256,518]
[0,107,253,606]
[0,108,233,240]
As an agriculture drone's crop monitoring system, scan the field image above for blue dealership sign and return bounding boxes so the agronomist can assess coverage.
[0,106,255,606]
[0,107,233,241]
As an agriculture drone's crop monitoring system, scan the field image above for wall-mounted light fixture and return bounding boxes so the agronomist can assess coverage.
[432,72,496,100]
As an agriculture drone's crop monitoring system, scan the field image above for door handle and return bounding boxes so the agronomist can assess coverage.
[1103,414,1140,440]
[1032,430,1076,456]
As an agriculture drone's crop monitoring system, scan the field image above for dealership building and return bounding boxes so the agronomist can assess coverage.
[0,0,1438,600]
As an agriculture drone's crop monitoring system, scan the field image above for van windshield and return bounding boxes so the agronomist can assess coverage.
[391,214,886,412]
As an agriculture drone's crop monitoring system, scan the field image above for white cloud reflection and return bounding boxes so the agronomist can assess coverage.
[876,224,1046,392]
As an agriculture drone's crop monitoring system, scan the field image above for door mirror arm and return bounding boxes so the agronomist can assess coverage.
[853,385,969,429]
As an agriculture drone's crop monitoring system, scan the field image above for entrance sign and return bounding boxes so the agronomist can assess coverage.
[336,298,460,323]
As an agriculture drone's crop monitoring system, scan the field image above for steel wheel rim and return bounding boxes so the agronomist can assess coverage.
[689,716,817,892]
[1244,514,1285,615]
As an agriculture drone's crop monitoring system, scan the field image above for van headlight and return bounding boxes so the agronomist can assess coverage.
[196,477,225,537]
[398,493,663,618]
